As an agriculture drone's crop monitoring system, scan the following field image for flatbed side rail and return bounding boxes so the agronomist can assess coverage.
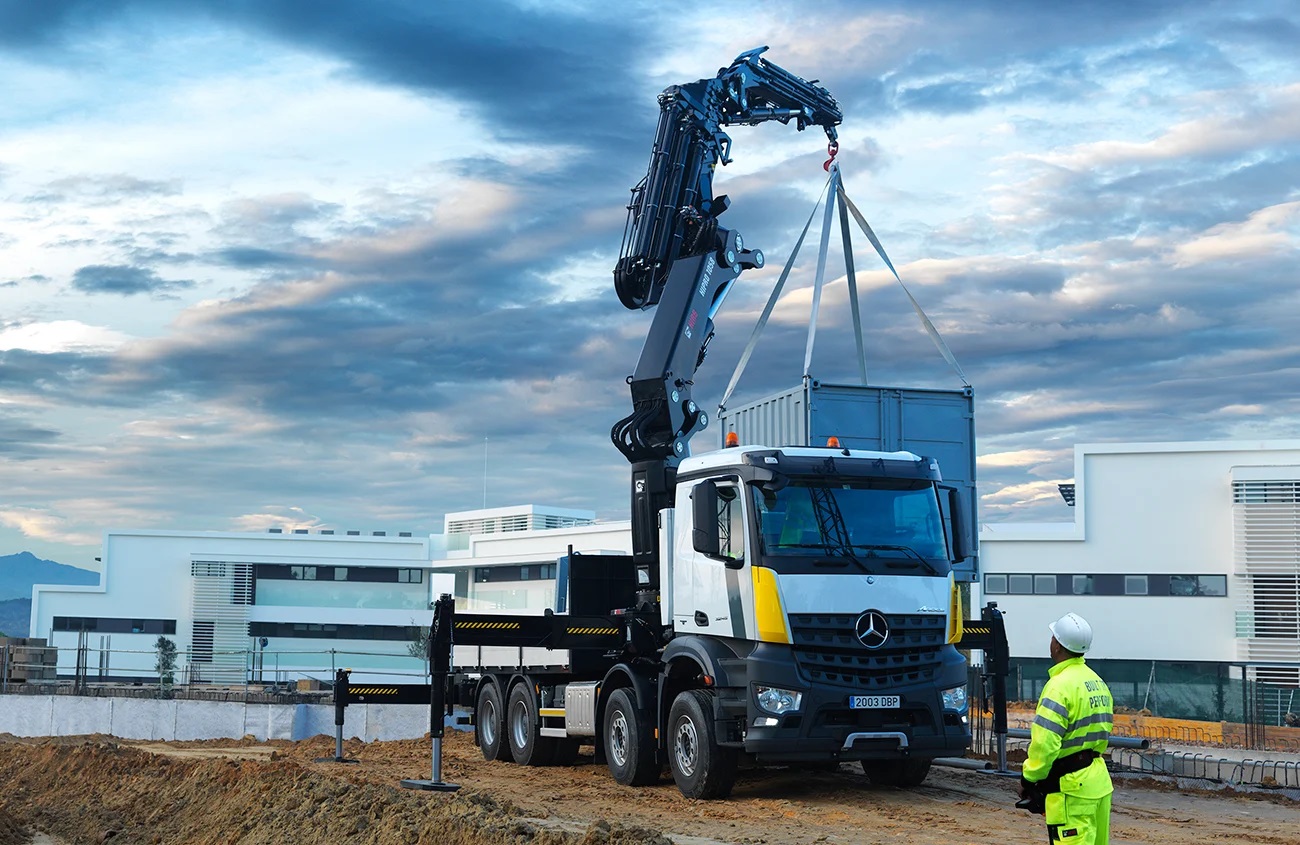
[453,611,624,651]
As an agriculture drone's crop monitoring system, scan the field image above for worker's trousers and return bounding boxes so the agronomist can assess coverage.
[1044,791,1111,844]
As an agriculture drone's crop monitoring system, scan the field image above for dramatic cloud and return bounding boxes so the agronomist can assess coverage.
[70,264,195,295]
[0,0,1297,565]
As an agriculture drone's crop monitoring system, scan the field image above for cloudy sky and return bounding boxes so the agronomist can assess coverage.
[2,1,1298,569]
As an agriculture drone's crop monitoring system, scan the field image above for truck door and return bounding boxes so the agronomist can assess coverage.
[684,478,753,640]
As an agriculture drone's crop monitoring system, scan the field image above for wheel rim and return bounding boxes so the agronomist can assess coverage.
[510,698,530,751]
[673,715,699,778]
[608,710,630,767]
[480,696,497,747]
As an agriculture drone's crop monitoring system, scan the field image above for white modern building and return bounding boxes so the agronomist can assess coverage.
[977,440,1300,712]
[433,505,632,612]
[31,529,436,685]
[27,505,633,687]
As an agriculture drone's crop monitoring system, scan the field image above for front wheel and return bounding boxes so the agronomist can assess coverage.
[863,758,931,787]
[667,689,737,799]
[603,687,658,786]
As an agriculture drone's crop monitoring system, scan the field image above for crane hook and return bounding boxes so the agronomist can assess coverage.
[823,140,840,172]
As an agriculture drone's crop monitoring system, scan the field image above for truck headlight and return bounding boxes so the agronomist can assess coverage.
[941,684,967,714]
[755,685,803,715]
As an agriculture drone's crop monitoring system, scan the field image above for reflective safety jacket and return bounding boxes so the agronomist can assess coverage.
[1024,656,1114,798]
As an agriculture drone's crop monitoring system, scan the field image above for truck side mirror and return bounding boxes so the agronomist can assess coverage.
[944,486,971,562]
[692,481,722,558]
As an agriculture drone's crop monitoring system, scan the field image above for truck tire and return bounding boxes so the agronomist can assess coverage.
[603,687,658,785]
[863,758,932,787]
[667,689,738,799]
[507,682,557,766]
[476,682,510,761]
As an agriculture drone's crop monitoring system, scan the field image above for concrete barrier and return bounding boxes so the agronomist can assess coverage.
[53,697,114,736]
[5,696,53,736]
[111,698,178,741]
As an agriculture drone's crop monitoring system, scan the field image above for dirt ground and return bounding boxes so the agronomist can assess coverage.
[0,731,1296,845]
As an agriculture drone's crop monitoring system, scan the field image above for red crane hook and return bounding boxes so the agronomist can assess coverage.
[823,140,840,172]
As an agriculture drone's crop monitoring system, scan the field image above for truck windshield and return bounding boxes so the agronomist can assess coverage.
[752,479,949,575]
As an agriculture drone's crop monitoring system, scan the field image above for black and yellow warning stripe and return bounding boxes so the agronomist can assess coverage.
[350,686,399,695]
[565,626,619,636]
[455,620,523,630]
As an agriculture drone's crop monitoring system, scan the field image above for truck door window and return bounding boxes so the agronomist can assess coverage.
[717,484,745,562]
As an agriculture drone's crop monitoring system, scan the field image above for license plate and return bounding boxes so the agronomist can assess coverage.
[849,695,900,709]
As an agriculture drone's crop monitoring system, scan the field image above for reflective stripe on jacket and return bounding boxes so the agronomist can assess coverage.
[1024,656,1114,790]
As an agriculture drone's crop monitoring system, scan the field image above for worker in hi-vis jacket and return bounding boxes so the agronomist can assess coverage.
[1019,613,1115,845]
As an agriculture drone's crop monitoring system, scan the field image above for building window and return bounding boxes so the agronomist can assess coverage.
[290,565,317,581]
[1125,575,1148,596]
[249,622,422,642]
[1008,574,1034,595]
[1169,575,1227,597]
[984,574,1008,594]
[54,617,176,634]
[1034,575,1058,595]
[1072,575,1094,595]
[397,569,423,584]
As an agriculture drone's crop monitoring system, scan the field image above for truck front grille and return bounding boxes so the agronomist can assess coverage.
[788,613,946,690]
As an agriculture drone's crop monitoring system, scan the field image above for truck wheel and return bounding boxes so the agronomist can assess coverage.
[667,689,738,799]
[507,683,557,766]
[863,758,931,787]
[476,683,510,761]
[603,687,658,785]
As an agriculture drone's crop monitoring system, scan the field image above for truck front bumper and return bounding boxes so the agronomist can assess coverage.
[730,643,970,764]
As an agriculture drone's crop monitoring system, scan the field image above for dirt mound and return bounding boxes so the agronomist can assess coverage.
[2,732,1298,845]
[0,739,668,845]
[0,808,27,845]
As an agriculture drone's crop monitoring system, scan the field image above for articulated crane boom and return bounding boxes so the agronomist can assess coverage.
[611,47,842,580]
[444,50,980,801]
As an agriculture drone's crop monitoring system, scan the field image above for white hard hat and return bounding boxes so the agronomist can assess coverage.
[1049,613,1093,654]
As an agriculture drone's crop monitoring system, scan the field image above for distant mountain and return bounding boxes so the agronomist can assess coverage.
[0,551,99,602]
[0,598,31,638]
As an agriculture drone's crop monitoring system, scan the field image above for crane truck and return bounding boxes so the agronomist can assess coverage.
[448,47,973,799]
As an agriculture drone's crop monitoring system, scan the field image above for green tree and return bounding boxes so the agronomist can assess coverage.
[407,626,431,680]
[155,635,177,698]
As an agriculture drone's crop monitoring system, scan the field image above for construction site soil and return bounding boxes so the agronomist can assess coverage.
[0,731,1296,845]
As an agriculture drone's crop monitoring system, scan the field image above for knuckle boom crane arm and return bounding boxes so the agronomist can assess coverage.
[611,47,842,577]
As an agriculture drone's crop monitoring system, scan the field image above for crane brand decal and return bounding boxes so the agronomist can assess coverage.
[684,256,717,340]
[698,255,716,298]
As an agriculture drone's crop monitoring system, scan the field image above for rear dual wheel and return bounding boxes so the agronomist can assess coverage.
[476,683,510,762]
[508,683,558,766]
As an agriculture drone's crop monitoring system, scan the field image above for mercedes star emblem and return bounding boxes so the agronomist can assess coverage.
[854,610,890,649]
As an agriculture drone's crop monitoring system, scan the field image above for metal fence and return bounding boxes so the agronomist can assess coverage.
[1,639,429,701]
[1008,658,1300,725]
[984,661,1300,753]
